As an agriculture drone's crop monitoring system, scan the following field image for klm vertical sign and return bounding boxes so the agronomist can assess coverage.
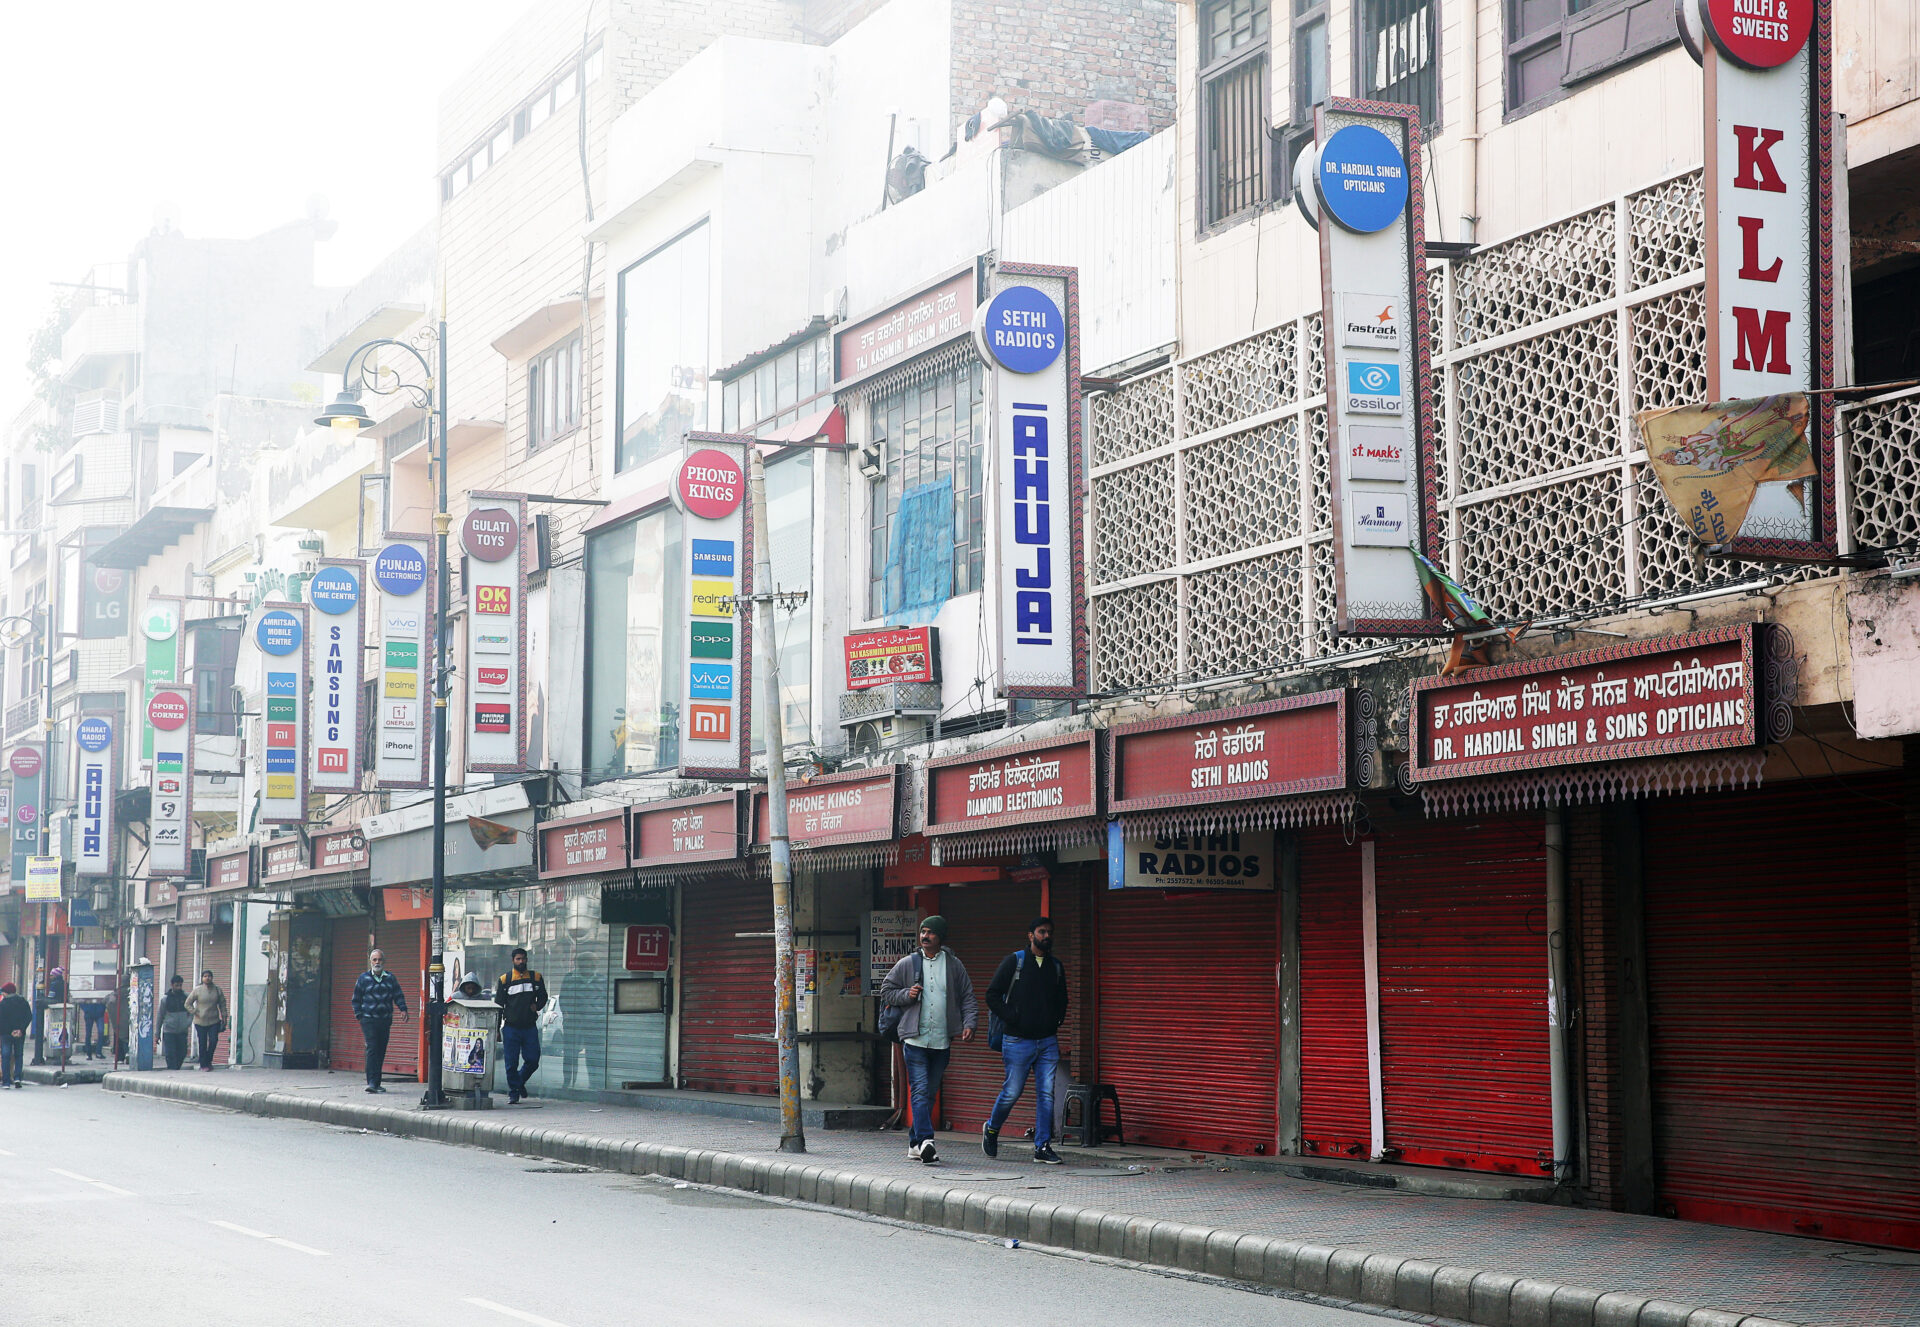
[977,265,1086,699]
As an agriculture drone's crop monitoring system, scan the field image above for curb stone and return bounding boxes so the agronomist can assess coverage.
[98,1071,1804,1327]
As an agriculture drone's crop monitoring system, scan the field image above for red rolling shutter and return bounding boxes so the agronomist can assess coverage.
[1375,813,1552,1175]
[679,874,776,1094]
[198,926,233,1065]
[928,883,1042,1132]
[1096,884,1279,1155]
[328,917,373,1074]
[1297,828,1370,1159]
[1644,775,1920,1249]
[373,918,423,1080]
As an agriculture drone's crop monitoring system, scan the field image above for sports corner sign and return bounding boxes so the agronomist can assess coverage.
[147,685,194,875]
[373,536,431,788]
[1681,0,1835,557]
[1296,103,1444,637]
[464,495,528,774]
[255,604,308,825]
[308,560,365,792]
[975,264,1087,698]
[672,437,752,779]
[75,714,114,877]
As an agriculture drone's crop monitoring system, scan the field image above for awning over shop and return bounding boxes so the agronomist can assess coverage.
[371,807,535,889]
[762,404,845,449]
[88,506,213,570]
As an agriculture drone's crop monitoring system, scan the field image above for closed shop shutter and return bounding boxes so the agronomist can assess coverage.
[198,926,233,1065]
[930,883,1042,1133]
[327,916,375,1074]
[1375,813,1552,1175]
[1097,885,1279,1155]
[679,874,775,1094]
[374,918,423,1080]
[1297,828,1370,1159]
[1645,775,1920,1248]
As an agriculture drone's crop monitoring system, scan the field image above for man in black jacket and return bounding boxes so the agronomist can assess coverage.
[0,982,30,1087]
[982,917,1069,1164]
[494,948,549,1104]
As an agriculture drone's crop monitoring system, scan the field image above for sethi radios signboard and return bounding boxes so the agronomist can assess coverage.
[147,685,194,875]
[1681,0,1836,557]
[463,495,528,774]
[976,264,1087,699]
[673,437,752,779]
[1296,102,1444,638]
[372,536,432,788]
[256,605,308,825]
[308,560,365,793]
[74,714,114,877]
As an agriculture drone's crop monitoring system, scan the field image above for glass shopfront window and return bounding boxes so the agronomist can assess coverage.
[753,452,813,752]
[867,358,987,619]
[585,506,683,780]
[616,221,712,473]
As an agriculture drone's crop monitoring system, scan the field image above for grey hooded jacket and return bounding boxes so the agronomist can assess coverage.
[878,949,977,1043]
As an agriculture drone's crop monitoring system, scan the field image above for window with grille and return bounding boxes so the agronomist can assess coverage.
[1280,0,1329,197]
[1199,0,1272,227]
[1506,0,1676,116]
[528,332,582,451]
[866,359,987,620]
[1358,0,1438,129]
[720,334,833,436]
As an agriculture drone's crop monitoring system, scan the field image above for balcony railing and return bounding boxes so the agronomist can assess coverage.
[5,696,40,738]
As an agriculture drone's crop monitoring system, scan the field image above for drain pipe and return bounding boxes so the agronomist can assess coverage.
[1545,805,1575,1183]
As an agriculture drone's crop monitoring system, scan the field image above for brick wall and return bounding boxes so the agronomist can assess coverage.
[1569,802,1621,1209]
[947,0,1176,132]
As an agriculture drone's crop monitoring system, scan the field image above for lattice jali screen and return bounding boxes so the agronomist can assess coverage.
[1093,456,1177,583]
[1459,471,1630,619]
[1182,325,1295,436]
[1455,315,1619,491]
[1187,420,1301,559]
[1452,202,1614,343]
[1187,551,1304,678]
[1628,173,1704,291]
[1089,369,1174,467]
[1629,287,1708,413]
[1092,580,1179,692]
[1847,391,1920,555]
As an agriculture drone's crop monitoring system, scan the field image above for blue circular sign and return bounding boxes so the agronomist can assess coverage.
[374,543,427,597]
[980,285,1065,374]
[76,718,111,753]
[1314,124,1410,234]
[310,566,360,615]
[257,609,303,656]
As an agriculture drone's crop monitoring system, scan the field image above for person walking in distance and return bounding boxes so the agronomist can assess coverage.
[494,948,549,1105]
[983,917,1070,1165]
[186,969,229,1072]
[879,917,976,1164]
[0,982,30,1087]
[350,948,409,1094]
[157,975,193,1071]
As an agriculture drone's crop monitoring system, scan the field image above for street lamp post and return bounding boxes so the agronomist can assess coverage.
[315,324,451,1109]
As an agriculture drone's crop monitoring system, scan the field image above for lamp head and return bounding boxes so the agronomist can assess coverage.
[315,388,373,433]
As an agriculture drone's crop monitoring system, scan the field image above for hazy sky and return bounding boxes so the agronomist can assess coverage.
[0,0,530,422]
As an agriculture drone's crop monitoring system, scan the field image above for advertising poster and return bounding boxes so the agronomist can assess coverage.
[373,536,432,788]
[866,909,920,993]
[308,559,366,793]
[463,495,528,773]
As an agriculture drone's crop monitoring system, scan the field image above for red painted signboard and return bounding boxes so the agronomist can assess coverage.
[539,811,628,878]
[631,792,741,868]
[1406,625,1762,782]
[1107,691,1349,815]
[178,892,212,926]
[309,828,369,874]
[261,839,306,881]
[208,850,251,893]
[844,626,939,689]
[834,269,976,384]
[625,924,671,971]
[753,767,899,850]
[925,733,1098,836]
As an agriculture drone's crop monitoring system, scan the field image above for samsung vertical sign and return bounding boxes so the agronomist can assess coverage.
[307,561,365,793]
[977,267,1086,699]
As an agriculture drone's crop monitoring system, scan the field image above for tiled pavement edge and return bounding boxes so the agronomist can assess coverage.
[102,1071,1796,1327]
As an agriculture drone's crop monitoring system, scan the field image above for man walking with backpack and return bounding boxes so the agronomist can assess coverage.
[879,916,976,1164]
[982,916,1069,1165]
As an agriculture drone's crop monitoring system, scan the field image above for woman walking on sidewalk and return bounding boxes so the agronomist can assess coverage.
[187,970,228,1071]
[157,976,192,1071]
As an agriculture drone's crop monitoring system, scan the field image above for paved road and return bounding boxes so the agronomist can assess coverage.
[0,1086,1401,1327]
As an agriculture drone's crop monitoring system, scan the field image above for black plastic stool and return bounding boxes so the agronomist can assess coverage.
[1061,1082,1124,1147]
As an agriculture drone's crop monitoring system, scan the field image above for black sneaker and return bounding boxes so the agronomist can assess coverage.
[981,1124,999,1158]
[919,1140,939,1164]
[1034,1145,1063,1165]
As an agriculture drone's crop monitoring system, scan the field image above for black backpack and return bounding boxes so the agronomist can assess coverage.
[986,951,1027,1052]
[876,953,923,1042]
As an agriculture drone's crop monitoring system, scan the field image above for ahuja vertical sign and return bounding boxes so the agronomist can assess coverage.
[307,560,365,793]
[255,605,308,826]
[672,437,752,779]
[372,536,431,788]
[74,714,114,877]
[976,263,1087,699]
[463,494,527,773]
[146,686,193,875]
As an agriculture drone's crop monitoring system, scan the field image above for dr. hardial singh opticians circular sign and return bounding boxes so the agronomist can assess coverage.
[1315,124,1410,234]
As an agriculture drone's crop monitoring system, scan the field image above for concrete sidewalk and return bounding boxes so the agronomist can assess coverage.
[98,1066,1917,1327]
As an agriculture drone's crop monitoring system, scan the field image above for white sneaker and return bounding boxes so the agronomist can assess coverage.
[920,1140,939,1164]
[908,1141,924,1160]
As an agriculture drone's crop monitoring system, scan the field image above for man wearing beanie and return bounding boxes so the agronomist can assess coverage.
[0,982,29,1087]
[879,915,977,1163]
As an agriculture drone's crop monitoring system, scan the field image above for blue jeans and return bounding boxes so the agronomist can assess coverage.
[1,1032,21,1084]
[82,1004,105,1055]
[502,1024,541,1095]
[902,1043,951,1146]
[988,1034,1059,1149]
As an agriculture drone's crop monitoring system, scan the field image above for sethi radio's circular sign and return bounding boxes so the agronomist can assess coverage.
[256,609,302,656]
[309,566,360,615]
[9,746,41,779]
[977,285,1065,374]
[374,543,427,597]
[76,718,112,753]
[1703,0,1811,68]
[675,449,746,521]
[147,691,189,732]
[1315,124,1410,234]
[461,507,520,563]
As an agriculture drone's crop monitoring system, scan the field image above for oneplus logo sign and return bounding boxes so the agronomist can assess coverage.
[1010,403,1054,646]
[688,703,732,741]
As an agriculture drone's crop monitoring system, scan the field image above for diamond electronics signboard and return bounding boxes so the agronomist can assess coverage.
[372,536,432,788]
[463,495,527,773]
[1406,625,1764,782]
[1298,103,1443,637]
[255,605,307,826]
[1682,0,1835,557]
[672,437,752,779]
[140,597,182,762]
[9,744,40,882]
[844,626,939,690]
[308,561,365,792]
[75,714,114,877]
[976,264,1087,699]
[923,732,1098,838]
[147,685,194,875]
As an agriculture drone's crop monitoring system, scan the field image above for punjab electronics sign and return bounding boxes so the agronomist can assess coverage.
[147,685,194,875]
[75,715,113,877]
[631,791,742,868]
[464,496,528,773]
[255,606,307,826]
[373,536,432,788]
[978,265,1087,699]
[1406,624,1763,782]
[844,626,938,689]
[1685,0,1834,556]
[1300,103,1443,637]
[1107,691,1349,815]
[924,733,1098,837]
[539,810,628,879]
[308,561,365,792]
[673,437,752,779]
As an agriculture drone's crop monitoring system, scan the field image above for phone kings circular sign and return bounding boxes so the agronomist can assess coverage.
[676,449,745,520]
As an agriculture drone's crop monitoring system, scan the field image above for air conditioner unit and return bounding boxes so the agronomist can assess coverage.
[849,714,930,757]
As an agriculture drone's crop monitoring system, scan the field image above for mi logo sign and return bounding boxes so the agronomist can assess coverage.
[688,703,732,742]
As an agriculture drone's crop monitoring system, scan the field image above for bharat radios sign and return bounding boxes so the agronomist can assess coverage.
[976,264,1086,699]
[307,560,365,792]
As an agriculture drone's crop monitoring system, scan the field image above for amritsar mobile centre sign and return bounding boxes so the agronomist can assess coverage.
[975,263,1087,699]
[255,605,307,825]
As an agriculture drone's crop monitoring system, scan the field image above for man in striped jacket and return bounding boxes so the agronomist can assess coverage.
[350,949,410,1094]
